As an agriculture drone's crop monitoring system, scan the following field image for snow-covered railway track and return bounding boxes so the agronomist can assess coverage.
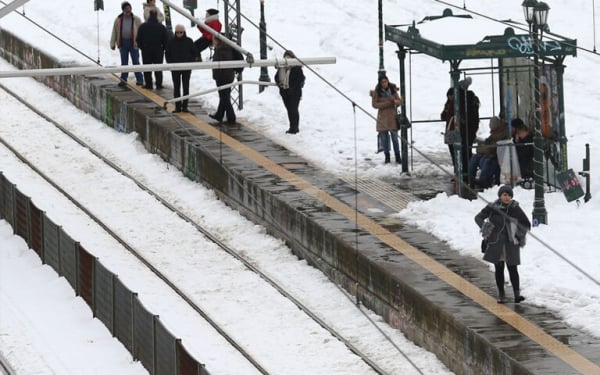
[0,83,422,374]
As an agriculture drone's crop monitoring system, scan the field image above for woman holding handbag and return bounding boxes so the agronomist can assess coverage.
[370,75,403,164]
[475,185,531,303]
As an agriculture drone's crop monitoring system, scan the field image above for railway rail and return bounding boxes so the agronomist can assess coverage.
[0,81,431,374]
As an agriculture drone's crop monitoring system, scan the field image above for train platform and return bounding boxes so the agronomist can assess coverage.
[101,79,600,374]
[2,30,600,375]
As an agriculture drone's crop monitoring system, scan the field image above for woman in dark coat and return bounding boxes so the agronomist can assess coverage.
[275,50,305,134]
[370,75,403,164]
[165,25,198,113]
[475,185,531,303]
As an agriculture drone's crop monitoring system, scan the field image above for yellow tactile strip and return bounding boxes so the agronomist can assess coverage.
[133,86,600,374]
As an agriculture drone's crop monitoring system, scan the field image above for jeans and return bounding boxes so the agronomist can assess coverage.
[378,130,400,155]
[119,39,144,83]
[469,154,500,188]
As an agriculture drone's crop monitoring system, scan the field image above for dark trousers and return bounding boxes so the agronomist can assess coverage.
[214,79,235,122]
[171,70,191,110]
[141,49,164,87]
[282,95,301,132]
[495,261,520,295]
[194,37,211,54]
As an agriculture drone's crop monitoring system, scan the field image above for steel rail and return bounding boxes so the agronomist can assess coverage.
[0,83,389,375]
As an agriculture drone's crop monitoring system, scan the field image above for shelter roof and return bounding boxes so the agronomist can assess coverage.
[385,9,577,61]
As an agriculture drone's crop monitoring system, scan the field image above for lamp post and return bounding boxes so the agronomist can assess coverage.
[258,0,270,92]
[377,0,385,78]
[522,0,549,225]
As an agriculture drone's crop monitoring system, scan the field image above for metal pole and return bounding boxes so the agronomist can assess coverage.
[258,0,270,93]
[0,0,30,19]
[532,24,548,225]
[397,48,409,173]
[377,0,385,78]
[0,57,336,78]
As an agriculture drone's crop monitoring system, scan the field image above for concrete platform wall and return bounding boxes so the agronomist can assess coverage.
[0,28,533,375]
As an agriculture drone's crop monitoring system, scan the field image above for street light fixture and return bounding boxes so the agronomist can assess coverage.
[522,0,549,225]
[258,0,271,93]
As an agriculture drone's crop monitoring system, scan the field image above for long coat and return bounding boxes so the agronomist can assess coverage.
[370,83,402,132]
[475,199,531,265]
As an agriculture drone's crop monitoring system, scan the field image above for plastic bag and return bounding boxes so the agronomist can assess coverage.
[496,139,521,185]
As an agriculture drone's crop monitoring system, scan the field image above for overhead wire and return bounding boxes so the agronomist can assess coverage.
[2,3,598,372]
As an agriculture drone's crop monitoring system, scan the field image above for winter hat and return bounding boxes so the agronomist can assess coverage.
[489,116,504,131]
[498,185,514,198]
[121,1,131,10]
[512,117,527,131]
[206,8,219,15]
[459,76,472,90]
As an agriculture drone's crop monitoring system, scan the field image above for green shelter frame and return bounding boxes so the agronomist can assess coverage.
[385,9,577,197]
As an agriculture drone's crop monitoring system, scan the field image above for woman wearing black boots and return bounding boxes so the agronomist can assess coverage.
[475,185,531,303]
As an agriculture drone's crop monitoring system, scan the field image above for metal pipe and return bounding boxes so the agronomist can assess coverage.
[0,0,30,19]
[164,80,277,106]
[159,0,254,63]
[0,57,336,78]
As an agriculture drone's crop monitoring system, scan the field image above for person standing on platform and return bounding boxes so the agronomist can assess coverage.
[275,50,305,135]
[475,185,531,304]
[136,10,168,90]
[110,1,144,87]
[165,24,198,113]
[209,35,237,124]
[142,0,164,23]
[194,8,222,61]
[370,75,403,164]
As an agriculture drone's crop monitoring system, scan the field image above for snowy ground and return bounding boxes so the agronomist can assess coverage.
[1,0,600,373]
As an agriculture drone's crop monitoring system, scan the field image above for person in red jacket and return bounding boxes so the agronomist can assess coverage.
[194,8,222,60]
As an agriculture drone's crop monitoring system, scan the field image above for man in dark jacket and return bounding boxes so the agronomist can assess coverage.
[275,50,305,134]
[165,24,198,113]
[136,10,168,90]
[209,35,238,124]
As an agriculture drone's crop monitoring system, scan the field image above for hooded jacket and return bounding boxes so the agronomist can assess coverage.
[197,14,222,41]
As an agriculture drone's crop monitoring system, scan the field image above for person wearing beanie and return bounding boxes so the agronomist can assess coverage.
[110,1,144,87]
[468,116,510,189]
[165,25,199,113]
[194,8,222,60]
[370,75,403,164]
[475,185,531,304]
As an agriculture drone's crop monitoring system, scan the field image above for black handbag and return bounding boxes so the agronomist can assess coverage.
[481,238,488,253]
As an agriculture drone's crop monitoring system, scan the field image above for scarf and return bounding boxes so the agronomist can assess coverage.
[277,67,291,90]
